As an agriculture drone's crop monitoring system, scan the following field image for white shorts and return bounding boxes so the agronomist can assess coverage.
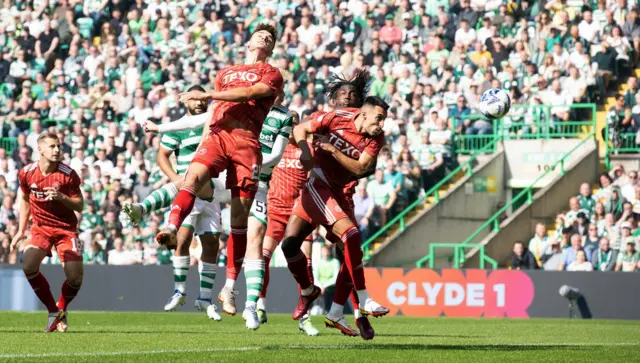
[249,180,268,225]
[212,170,231,204]
[182,198,222,235]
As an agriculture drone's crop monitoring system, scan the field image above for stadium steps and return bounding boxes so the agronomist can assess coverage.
[367,172,465,254]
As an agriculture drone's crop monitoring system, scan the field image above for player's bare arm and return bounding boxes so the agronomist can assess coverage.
[157,146,180,182]
[293,122,314,170]
[316,134,376,175]
[180,83,275,104]
[44,187,84,212]
[10,191,30,252]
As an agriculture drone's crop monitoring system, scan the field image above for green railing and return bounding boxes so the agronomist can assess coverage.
[415,132,596,269]
[455,103,596,154]
[603,114,639,169]
[0,137,17,154]
[361,138,500,261]
[416,243,498,269]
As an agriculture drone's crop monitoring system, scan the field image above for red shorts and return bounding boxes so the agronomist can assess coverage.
[192,127,261,193]
[27,225,82,262]
[293,176,355,227]
[266,211,312,243]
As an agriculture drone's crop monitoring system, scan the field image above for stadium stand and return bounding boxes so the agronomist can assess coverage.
[0,0,637,272]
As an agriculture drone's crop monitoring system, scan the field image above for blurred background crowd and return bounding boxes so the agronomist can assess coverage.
[0,0,636,273]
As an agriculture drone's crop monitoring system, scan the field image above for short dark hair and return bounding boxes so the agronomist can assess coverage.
[188,85,205,92]
[363,96,389,112]
[252,23,278,52]
[37,132,59,144]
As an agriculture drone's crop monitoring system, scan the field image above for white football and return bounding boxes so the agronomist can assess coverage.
[479,88,511,120]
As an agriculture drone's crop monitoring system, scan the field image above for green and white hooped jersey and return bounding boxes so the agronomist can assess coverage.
[159,113,208,174]
[259,105,293,182]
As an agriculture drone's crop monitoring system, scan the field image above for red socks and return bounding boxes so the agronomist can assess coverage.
[286,251,312,289]
[225,226,247,280]
[167,187,197,229]
[339,226,366,291]
[58,280,80,311]
[27,272,58,313]
[307,258,314,285]
[260,249,272,298]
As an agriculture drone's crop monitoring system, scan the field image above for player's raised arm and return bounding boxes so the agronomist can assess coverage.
[293,122,314,171]
[143,112,210,134]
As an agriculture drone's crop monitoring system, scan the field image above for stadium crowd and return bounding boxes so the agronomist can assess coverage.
[0,0,637,268]
[510,164,640,272]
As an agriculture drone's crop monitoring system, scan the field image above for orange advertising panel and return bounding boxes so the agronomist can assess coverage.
[364,268,535,318]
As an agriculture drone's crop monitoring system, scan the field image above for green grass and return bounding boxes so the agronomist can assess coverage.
[0,312,638,362]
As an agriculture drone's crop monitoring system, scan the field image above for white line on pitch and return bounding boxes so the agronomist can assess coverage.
[0,343,638,359]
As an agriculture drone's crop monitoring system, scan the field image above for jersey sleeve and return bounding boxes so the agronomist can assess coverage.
[261,66,283,95]
[160,133,179,151]
[310,111,334,133]
[67,170,82,198]
[278,113,294,139]
[363,134,385,158]
[18,168,28,196]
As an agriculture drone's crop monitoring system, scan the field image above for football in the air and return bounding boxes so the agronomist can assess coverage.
[478,88,511,120]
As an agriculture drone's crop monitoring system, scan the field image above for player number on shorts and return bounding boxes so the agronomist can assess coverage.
[255,200,266,213]
[251,164,260,181]
[71,238,78,252]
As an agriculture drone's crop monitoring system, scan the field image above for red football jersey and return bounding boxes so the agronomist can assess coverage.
[310,108,384,192]
[18,162,82,231]
[212,63,283,136]
[268,143,308,214]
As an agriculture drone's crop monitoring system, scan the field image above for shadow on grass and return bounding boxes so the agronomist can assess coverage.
[263,344,585,352]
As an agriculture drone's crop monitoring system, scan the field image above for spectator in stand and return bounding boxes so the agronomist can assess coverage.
[605,186,626,220]
[313,245,340,314]
[383,158,405,211]
[615,239,639,272]
[559,233,590,271]
[366,169,397,229]
[621,170,638,201]
[596,172,614,204]
[509,241,538,270]
[583,223,602,258]
[567,250,594,271]
[529,223,549,265]
[541,240,564,271]
[352,183,375,244]
[412,133,444,193]
[592,237,618,271]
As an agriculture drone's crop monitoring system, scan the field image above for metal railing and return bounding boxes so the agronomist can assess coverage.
[361,138,500,261]
[415,132,596,269]
[0,137,17,154]
[455,103,596,154]
[416,243,498,269]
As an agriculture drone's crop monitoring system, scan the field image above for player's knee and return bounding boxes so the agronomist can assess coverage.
[281,236,302,258]
[22,263,39,277]
[67,274,83,288]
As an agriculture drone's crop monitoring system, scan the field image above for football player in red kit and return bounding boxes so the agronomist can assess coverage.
[156,23,283,330]
[10,133,84,332]
[261,70,380,339]
[281,96,390,335]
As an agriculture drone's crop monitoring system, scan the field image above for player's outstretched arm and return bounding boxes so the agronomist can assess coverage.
[181,83,275,103]
[262,135,288,169]
[143,112,210,134]
[294,123,314,170]
[10,192,30,252]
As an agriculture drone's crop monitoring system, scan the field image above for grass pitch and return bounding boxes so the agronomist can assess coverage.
[0,312,638,362]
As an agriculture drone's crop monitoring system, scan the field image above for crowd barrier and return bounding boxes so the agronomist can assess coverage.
[0,266,637,319]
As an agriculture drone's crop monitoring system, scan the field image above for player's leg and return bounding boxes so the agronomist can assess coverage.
[21,243,62,332]
[241,182,268,327]
[257,234,278,323]
[194,201,222,321]
[53,232,84,333]
[298,239,319,336]
[158,162,213,248]
[195,233,221,321]
[164,224,193,312]
[281,214,318,320]
[330,218,389,318]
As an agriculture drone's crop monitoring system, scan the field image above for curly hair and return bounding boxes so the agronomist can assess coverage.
[252,23,278,52]
[325,68,372,107]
